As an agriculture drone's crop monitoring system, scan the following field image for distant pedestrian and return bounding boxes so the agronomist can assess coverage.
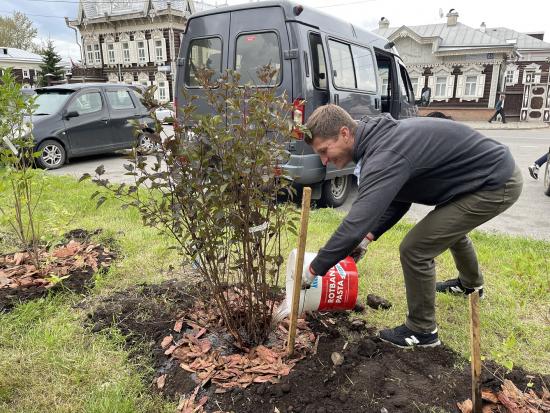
[489,94,506,123]
[528,152,549,179]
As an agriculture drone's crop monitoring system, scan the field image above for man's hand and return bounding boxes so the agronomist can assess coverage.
[301,265,317,289]
[350,233,375,263]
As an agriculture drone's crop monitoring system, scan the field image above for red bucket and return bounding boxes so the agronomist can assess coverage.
[317,256,359,311]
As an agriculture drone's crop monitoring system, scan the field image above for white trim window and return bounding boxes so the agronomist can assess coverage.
[86,44,94,65]
[155,40,163,63]
[137,41,147,64]
[154,72,169,102]
[122,42,131,64]
[435,76,447,97]
[93,44,101,64]
[427,66,455,101]
[504,63,519,87]
[455,64,485,102]
[107,43,116,64]
[22,68,29,78]
[464,75,477,96]
[138,72,150,86]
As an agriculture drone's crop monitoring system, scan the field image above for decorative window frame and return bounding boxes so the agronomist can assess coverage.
[149,29,166,65]
[119,33,132,66]
[134,32,148,66]
[427,66,454,101]
[455,64,485,102]
[83,34,102,67]
[504,63,519,87]
[137,71,150,86]
[22,68,30,78]
[154,72,169,102]
[523,63,542,84]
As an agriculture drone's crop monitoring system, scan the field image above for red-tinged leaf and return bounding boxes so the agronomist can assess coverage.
[482,389,499,404]
[253,375,276,383]
[161,335,173,349]
[180,363,196,373]
[482,403,500,413]
[156,374,166,389]
[196,395,208,408]
[174,318,184,332]
[199,339,211,354]
[195,327,207,339]
[457,399,472,413]
[164,345,176,356]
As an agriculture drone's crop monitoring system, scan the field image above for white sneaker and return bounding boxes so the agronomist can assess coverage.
[528,164,539,180]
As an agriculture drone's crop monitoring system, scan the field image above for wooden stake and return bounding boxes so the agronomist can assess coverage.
[469,291,482,413]
[287,187,312,356]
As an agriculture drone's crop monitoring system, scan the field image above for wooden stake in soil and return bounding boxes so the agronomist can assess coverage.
[469,291,482,413]
[287,187,312,356]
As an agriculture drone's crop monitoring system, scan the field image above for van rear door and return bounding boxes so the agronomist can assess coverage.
[228,7,293,98]
[179,13,230,117]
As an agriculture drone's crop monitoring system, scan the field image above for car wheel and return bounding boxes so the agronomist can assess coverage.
[319,175,351,208]
[137,134,158,155]
[544,160,550,197]
[36,140,66,169]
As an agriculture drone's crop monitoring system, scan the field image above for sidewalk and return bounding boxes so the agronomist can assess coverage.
[460,121,549,130]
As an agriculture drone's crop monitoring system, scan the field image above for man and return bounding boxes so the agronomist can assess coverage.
[303,105,522,348]
[488,94,506,123]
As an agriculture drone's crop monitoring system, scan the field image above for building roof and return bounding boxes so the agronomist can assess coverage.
[375,22,511,50]
[0,47,42,63]
[485,27,550,50]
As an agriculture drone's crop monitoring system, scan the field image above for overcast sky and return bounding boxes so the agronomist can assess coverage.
[1,0,550,60]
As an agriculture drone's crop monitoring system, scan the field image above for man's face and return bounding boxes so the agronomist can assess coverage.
[311,126,354,169]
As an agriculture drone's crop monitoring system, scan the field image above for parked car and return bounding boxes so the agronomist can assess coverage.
[175,0,417,207]
[28,83,155,169]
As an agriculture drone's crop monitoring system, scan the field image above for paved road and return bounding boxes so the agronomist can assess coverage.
[48,127,550,240]
[337,129,550,240]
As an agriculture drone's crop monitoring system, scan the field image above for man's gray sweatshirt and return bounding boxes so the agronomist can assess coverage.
[310,114,516,276]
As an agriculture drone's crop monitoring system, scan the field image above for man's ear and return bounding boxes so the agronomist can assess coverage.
[340,126,352,142]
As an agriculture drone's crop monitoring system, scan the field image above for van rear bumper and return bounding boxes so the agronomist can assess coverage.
[283,154,325,184]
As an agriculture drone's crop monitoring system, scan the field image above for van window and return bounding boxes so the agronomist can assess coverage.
[351,45,376,92]
[328,40,355,89]
[185,37,222,87]
[309,33,327,90]
[397,62,413,103]
[236,32,281,85]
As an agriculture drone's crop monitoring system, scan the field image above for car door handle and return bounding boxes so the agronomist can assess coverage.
[375,98,380,110]
[334,94,339,105]
[100,118,109,123]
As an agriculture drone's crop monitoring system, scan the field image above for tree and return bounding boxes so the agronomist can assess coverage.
[38,40,64,86]
[0,12,38,51]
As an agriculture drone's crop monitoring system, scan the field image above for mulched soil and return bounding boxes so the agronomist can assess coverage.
[0,229,115,312]
[85,280,549,413]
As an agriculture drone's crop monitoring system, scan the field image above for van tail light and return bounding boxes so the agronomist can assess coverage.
[292,98,305,140]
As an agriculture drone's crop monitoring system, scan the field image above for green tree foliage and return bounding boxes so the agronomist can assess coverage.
[38,40,64,86]
[0,12,38,51]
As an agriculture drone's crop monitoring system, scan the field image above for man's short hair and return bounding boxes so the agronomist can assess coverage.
[304,104,357,144]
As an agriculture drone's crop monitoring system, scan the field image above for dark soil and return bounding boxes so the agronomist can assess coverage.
[0,229,114,312]
[86,281,549,413]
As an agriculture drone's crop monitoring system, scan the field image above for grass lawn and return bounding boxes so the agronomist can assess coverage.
[0,173,549,412]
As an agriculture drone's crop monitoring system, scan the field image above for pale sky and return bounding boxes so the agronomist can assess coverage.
[1,0,550,60]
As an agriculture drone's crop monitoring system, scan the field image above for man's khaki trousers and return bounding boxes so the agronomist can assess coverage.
[399,166,523,333]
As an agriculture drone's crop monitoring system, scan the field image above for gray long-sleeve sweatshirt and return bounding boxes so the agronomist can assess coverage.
[310,114,516,276]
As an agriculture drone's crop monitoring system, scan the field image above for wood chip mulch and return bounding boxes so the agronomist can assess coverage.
[154,289,316,412]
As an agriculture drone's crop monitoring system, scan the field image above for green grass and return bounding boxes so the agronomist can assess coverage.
[0,173,549,412]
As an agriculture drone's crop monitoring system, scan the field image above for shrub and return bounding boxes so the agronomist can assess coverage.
[84,67,298,346]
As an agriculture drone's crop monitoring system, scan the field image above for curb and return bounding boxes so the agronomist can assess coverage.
[460,122,550,131]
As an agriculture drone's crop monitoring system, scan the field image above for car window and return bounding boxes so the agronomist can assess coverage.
[68,92,103,115]
[235,32,281,86]
[398,62,414,103]
[309,33,328,90]
[185,37,222,87]
[34,90,73,115]
[351,45,377,92]
[106,90,135,110]
[328,40,355,89]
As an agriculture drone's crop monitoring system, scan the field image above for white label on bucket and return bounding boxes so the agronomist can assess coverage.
[249,221,268,233]
[335,263,346,279]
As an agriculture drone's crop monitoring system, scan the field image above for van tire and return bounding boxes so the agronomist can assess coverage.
[544,161,550,197]
[319,175,351,208]
[36,140,66,169]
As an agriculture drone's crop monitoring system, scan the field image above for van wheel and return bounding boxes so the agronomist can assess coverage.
[319,175,351,208]
[544,162,550,197]
[36,140,66,169]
